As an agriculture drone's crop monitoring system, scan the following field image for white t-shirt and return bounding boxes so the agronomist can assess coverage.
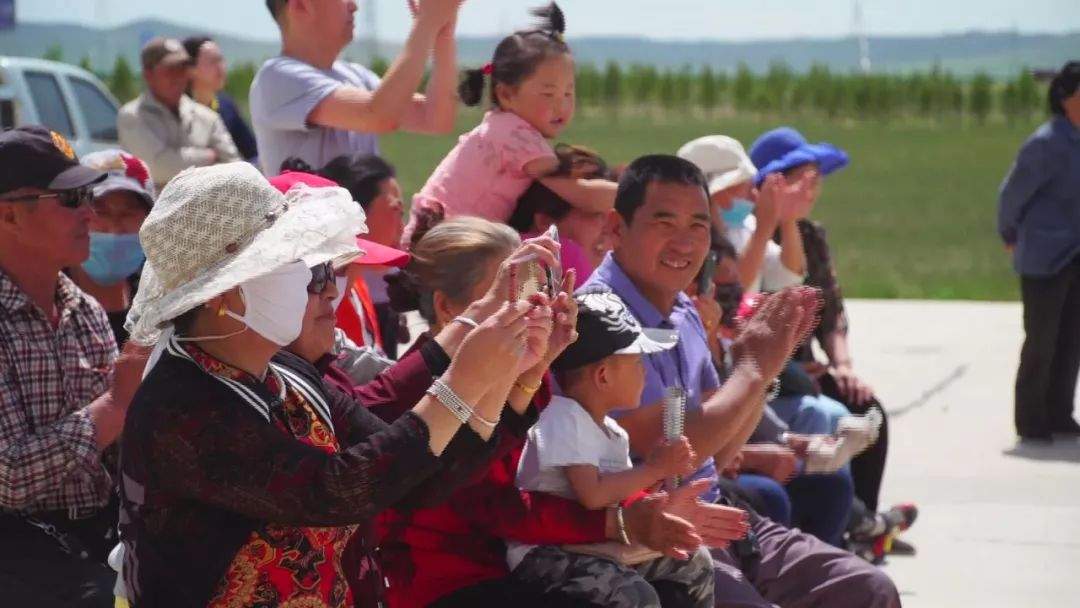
[250,56,382,176]
[725,215,805,293]
[506,395,633,570]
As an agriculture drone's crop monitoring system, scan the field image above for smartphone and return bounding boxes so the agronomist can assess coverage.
[544,224,562,297]
[508,257,544,302]
[697,251,718,296]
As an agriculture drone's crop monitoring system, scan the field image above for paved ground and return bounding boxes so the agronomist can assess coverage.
[845,299,1080,608]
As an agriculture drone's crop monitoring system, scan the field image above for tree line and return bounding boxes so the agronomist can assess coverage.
[49,44,1046,125]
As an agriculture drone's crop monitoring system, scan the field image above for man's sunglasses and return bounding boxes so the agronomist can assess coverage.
[307,262,335,295]
[0,187,94,209]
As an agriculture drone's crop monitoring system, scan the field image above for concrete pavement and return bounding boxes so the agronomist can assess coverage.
[845,299,1080,608]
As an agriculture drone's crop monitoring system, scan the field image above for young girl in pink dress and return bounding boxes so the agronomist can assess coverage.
[402,2,615,248]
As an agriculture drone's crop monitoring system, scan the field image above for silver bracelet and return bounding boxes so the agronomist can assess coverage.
[470,409,500,430]
[427,378,475,425]
[452,316,480,329]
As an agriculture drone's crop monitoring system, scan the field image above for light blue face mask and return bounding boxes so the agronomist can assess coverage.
[81,232,145,286]
[721,198,755,228]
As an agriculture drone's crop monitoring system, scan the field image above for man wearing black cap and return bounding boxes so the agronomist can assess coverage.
[118,37,239,189]
[0,126,146,606]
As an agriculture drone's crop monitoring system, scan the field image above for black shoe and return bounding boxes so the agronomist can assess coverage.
[888,537,917,556]
[1018,432,1053,445]
[1051,419,1080,436]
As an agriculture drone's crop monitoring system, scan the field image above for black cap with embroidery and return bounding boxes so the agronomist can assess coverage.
[552,288,679,373]
[0,126,105,195]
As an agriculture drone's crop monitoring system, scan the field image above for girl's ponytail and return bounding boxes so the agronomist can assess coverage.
[458,68,487,107]
[531,2,566,37]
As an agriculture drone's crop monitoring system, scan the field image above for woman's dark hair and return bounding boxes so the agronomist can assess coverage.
[614,155,710,225]
[1049,61,1080,116]
[181,36,215,97]
[458,3,570,107]
[319,154,396,211]
[280,156,316,174]
[508,143,612,232]
[181,36,213,64]
[279,154,397,211]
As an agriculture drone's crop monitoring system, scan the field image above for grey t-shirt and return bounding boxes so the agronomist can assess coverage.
[250,56,382,175]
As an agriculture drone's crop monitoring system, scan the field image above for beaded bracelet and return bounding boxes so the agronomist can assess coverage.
[427,379,475,425]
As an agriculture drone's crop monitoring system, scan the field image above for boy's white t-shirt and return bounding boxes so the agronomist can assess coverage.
[506,395,633,570]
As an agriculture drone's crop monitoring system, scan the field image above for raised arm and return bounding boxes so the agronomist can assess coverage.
[619,288,820,469]
[308,0,460,134]
[400,12,459,134]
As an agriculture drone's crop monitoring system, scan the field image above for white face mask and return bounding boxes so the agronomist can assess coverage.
[330,275,349,312]
[223,262,312,346]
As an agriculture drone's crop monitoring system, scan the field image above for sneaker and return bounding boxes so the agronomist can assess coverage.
[836,408,883,448]
[881,503,918,533]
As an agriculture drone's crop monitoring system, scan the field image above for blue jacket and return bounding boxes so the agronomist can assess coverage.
[998,116,1080,277]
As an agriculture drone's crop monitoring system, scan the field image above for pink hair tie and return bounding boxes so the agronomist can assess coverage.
[481,63,494,75]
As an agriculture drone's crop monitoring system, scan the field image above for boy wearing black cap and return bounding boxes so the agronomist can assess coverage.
[507,289,734,608]
[0,126,146,606]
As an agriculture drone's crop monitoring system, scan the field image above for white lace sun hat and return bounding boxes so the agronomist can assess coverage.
[125,162,366,345]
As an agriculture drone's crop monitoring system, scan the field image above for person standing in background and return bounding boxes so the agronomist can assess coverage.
[118,38,240,189]
[183,36,260,164]
[999,61,1080,442]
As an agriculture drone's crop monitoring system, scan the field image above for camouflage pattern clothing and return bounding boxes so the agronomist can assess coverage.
[511,545,715,608]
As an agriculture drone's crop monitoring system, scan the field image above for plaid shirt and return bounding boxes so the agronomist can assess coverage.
[0,268,117,515]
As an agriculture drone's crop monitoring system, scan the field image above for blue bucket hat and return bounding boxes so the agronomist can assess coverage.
[748,127,849,187]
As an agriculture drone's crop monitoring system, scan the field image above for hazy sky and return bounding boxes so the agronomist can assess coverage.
[17,0,1080,42]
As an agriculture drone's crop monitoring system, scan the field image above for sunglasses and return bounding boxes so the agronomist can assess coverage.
[0,186,94,209]
[307,262,335,295]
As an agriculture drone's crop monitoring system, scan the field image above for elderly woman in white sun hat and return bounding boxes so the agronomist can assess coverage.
[678,135,811,294]
[117,162,550,607]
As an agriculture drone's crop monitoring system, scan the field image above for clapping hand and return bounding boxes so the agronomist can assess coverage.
[730,287,821,385]
[406,0,463,29]
[646,436,697,479]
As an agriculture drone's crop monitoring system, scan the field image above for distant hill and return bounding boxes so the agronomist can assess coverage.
[1,19,1075,77]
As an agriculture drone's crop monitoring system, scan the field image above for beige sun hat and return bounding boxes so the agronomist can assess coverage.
[126,162,366,345]
[677,135,759,194]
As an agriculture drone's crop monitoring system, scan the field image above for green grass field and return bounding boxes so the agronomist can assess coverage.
[382,109,1043,301]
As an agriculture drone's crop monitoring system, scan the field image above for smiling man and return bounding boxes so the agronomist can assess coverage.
[582,154,899,607]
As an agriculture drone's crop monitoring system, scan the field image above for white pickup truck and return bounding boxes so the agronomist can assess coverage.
[0,56,121,156]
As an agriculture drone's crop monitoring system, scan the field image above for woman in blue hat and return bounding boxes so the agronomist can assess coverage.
[749,127,918,555]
